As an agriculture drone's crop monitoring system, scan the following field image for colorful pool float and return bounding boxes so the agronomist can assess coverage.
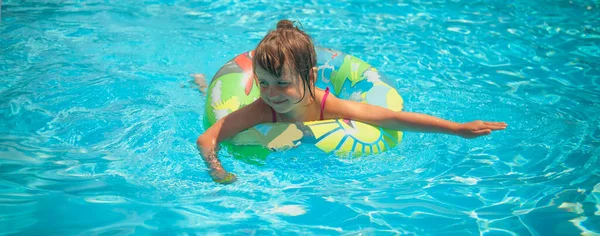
[204,47,404,160]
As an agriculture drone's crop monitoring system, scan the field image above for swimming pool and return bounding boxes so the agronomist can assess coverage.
[1,0,599,234]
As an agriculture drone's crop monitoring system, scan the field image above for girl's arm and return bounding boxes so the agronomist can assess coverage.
[197,99,273,184]
[325,97,507,138]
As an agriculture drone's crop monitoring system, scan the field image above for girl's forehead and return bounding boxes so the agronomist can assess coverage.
[254,63,297,79]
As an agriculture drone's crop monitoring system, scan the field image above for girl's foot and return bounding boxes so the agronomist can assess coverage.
[191,73,208,93]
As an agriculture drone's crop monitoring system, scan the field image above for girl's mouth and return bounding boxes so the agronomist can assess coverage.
[272,99,288,105]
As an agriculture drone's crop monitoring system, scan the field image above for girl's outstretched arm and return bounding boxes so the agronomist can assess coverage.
[197,99,273,184]
[325,97,507,138]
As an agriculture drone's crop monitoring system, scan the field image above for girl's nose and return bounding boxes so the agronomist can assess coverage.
[268,86,279,98]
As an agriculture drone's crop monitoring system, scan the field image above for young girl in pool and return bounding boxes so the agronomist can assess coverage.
[196,20,507,184]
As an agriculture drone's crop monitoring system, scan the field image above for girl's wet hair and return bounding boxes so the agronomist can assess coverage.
[253,19,317,102]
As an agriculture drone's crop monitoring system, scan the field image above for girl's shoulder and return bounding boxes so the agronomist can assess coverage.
[228,98,274,125]
[250,98,273,119]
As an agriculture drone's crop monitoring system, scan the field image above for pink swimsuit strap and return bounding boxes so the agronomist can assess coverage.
[271,106,277,123]
[270,87,330,123]
[320,87,330,120]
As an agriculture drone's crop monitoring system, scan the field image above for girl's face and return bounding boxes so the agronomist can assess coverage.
[255,64,307,113]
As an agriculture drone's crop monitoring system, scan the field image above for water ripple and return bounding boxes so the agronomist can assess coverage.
[1,0,600,234]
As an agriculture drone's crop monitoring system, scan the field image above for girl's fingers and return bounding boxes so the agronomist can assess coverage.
[484,121,507,126]
[490,124,507,130]
[483,122,507,130]
[474,129,492,135]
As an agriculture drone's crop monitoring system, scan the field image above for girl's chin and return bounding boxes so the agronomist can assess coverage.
[271,102,293,112]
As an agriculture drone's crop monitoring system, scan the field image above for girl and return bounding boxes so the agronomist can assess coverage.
[196,20,507,184]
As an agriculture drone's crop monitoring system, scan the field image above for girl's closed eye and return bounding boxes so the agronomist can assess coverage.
[277,81,290,87]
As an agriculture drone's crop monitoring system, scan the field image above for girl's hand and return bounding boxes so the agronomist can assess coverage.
[210,169,237,184]
[456,120,507,139]
[197,99,273,185]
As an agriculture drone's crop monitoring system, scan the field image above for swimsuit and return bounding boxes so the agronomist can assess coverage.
[270,87,330,122]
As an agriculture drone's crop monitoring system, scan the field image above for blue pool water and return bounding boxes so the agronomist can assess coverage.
[1,0,599,234]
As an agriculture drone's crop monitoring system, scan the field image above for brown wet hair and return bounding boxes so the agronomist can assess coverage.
[253,19,317,102]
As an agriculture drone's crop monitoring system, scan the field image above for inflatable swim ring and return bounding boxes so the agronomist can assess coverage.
[204,47,404,160]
